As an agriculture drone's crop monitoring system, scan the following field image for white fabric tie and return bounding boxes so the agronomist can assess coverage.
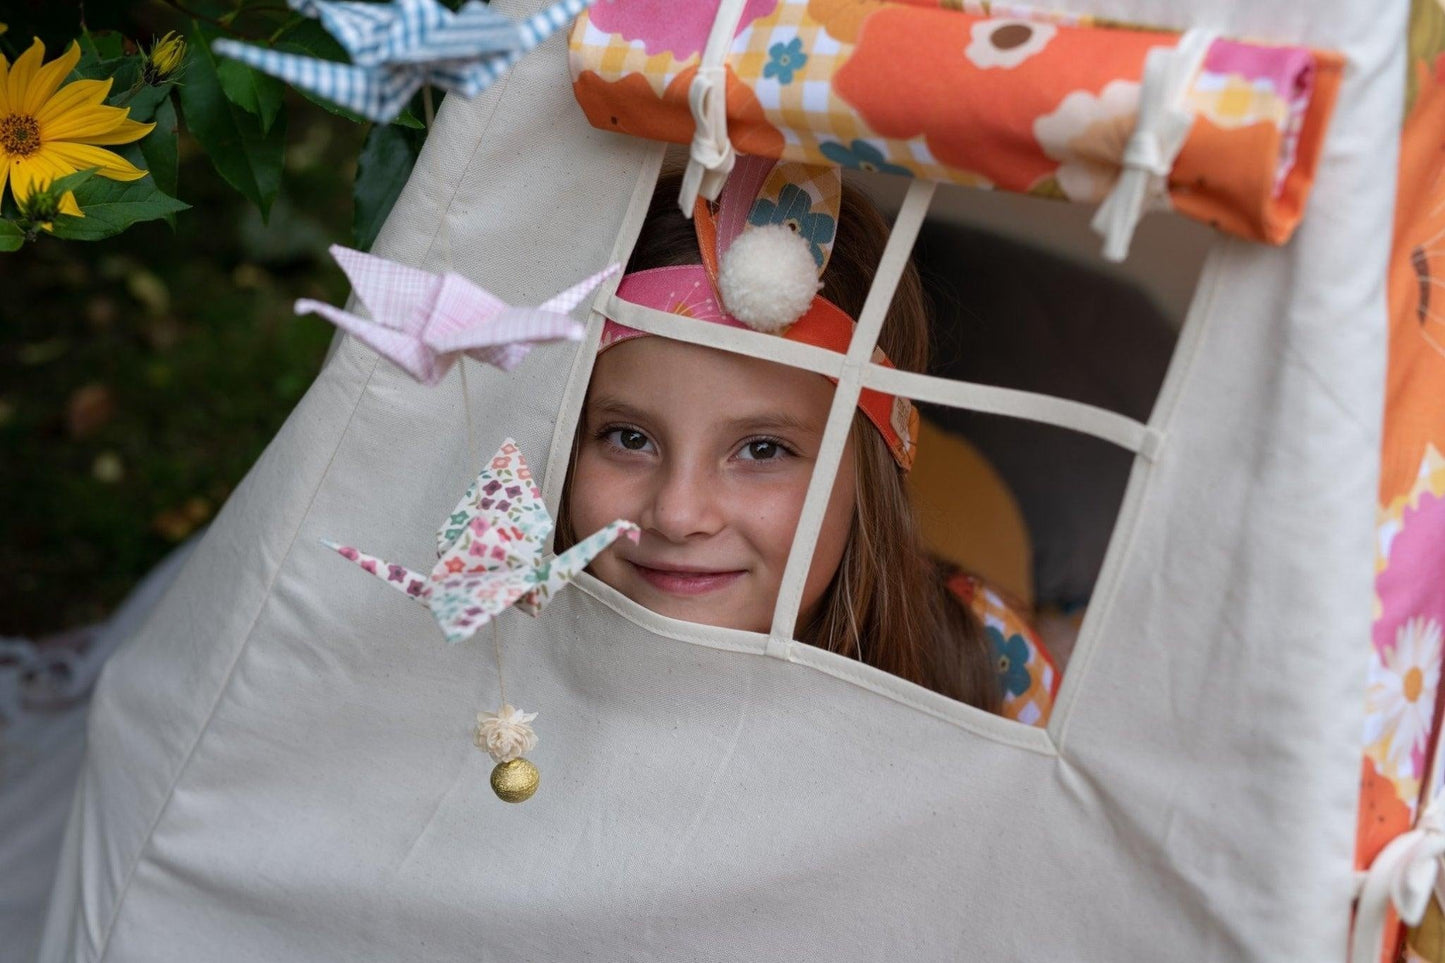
[1090,28,1215,262]
[1351,795,1445,962]
[678,0,751,215]
[679,65,736,212]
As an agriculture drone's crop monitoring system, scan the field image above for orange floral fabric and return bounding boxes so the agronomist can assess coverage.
[1362,6,1445,962]
[570,0,1342,246]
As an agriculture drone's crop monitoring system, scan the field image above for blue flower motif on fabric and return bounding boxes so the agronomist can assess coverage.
[747,183,836,268]
[764,37,807,85]
[819,139,912,177]
[987,625,1033,698]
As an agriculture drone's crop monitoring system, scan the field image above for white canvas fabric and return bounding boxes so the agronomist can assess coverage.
[39,1,1403,960]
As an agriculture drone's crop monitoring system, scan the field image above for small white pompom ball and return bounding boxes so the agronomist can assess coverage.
[717,224,820,333]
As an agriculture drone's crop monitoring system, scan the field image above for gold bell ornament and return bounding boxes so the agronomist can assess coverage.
[475,704,540,803]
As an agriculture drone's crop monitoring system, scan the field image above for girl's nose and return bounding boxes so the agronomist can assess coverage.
[641,461,724,543]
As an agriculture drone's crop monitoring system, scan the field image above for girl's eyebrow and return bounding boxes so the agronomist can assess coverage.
[587,396,820,436]
[721,412,820,435]
[586,396,653,423]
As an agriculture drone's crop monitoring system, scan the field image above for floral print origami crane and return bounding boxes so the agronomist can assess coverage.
[325,439,639,643]
[214,0,597,123]
[296,245,618,381]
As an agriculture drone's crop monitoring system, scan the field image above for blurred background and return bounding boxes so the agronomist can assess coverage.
[1,1,405,636]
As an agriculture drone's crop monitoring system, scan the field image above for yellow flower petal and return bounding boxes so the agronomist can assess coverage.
[9,153,75,203]
[34,78,113,127]
[41,141,146,181]
[0,49,10,116]
[41,103,130,142]
[22,40,81,115]
[59,189,83,218]
[7,38,44,117]
[79,116,155,147]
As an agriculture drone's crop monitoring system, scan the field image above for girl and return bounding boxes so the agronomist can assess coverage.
[559,160,1057,721]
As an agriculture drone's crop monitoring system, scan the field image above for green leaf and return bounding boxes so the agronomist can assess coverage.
[140,97,181,224]
[353,122,424,251]
[47,168,100,196]
[80,30,126,62]
[0,220,24,253]
[216,58,285,133]
[115,78,177,125]
[272,19,424,128]
[178,22,287,219]
[48,178,190,242]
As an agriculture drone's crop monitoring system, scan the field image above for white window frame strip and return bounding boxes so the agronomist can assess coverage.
[566,156,1162,660]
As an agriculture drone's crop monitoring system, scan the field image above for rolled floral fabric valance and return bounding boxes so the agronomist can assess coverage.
[569,0,1343,247]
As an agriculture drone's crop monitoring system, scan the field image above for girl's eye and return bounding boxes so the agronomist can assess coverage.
[604,427,654,453]
[738,438,786,461]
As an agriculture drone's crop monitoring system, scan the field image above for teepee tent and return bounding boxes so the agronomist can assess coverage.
[37,0,1445,960]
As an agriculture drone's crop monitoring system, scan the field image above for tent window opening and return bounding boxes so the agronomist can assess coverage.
[558,157,1211,729]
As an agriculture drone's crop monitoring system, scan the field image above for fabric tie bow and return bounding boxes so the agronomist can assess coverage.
[1352,795,1445,962]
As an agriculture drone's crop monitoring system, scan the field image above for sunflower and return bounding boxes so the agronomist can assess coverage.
[0,38,155,215]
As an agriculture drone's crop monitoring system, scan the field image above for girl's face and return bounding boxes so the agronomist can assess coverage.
[570,336,857,634]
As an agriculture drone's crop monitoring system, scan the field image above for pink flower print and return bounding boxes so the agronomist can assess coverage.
[338,546,360,561]
[444,557,465,574]
[505,485,523,498]
[501,441,518,455]
[361,559,378,574]
[406,580,425,597]
[517,466,532,480]
[387,564,407,583]
[490,546,507,561]
[465,606,483,617]
[492,455,511,469]
[589,0,777,61]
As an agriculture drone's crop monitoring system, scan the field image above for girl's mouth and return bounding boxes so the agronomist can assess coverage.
[627,562,746,596]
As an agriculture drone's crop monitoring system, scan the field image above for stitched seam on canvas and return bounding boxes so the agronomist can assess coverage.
[1049,238,1229,754]
[574,575,1056,754]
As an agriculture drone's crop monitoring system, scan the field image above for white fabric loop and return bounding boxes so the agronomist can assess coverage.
[1091,28,1215,262]
[678,0,751,214]
[1352,797,1445,963]
[679,66,736,211]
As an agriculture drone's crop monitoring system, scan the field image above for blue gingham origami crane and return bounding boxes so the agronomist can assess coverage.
[212,0,595,123]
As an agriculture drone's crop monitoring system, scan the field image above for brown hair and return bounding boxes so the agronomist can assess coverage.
[559,172,999,712]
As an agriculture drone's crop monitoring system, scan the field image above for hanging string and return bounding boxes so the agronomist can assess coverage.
[422,83,509,720]
[492,621,507,707]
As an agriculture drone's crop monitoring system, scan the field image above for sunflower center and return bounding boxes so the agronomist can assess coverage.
[1405,666,1424,702]
[0,113,41,157]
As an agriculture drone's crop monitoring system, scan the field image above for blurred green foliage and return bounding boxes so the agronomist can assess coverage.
[1,3,371,633]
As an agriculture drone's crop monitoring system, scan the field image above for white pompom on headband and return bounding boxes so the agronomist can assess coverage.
[716,224,821,333]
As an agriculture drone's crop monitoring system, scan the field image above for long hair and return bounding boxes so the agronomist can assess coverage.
[558,172,999,712]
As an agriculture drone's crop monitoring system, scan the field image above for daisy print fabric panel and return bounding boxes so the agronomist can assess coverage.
[1361,13,1445,955]
[949,572,1059,728]
[569,0,1343,246]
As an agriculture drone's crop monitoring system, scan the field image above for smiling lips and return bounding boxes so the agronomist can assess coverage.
[627,561,746,596]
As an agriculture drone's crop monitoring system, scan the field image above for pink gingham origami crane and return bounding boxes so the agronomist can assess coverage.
[324,439,639,643]
[296,245,618,382]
